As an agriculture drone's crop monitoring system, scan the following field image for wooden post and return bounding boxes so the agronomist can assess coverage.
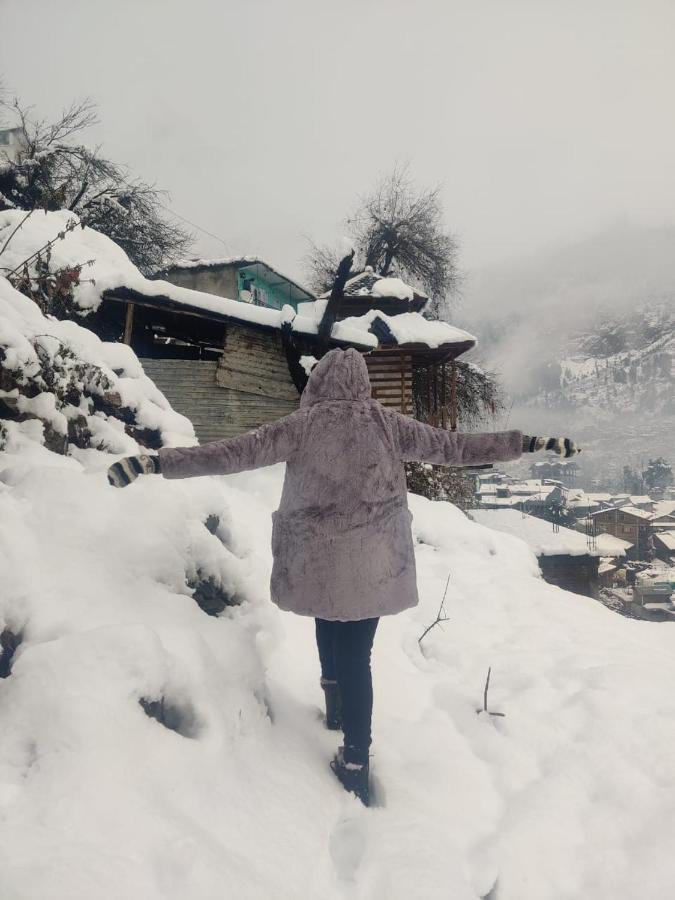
[400,350,406,414]
[440,362,448,429]
[449,359,458,431]
[426,364,432,422]
[123,302,135,345]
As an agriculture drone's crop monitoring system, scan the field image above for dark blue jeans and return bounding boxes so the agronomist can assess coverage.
[315,617,379,761]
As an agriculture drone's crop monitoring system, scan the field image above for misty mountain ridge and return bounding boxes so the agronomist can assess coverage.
[461,224,675,479]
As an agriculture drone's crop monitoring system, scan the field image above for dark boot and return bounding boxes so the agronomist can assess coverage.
[320,678,342,731]
[330,745,370,807]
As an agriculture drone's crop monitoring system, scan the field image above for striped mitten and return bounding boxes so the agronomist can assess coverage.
[107,454,162,488]
[522,435,580,458]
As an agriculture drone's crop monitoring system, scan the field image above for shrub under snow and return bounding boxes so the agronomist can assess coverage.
[0,275,195,458]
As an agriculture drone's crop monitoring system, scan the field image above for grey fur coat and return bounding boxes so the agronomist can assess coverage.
[159,348,523,621]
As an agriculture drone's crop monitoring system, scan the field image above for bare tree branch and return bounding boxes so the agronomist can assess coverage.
[418,572,452,646]
[305,164,459,315]
[0,96,192,273]
[477,666,506,717]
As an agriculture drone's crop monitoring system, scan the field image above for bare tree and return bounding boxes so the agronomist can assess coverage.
[304,240,344,295]
[0,97,192,273]
[412,359,503,429]
[305,165,459,316]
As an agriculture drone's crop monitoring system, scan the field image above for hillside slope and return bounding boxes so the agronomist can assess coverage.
[2,278,675,899]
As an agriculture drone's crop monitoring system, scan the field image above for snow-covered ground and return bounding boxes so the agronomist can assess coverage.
[3,418,675,899]
[2,223,675,898]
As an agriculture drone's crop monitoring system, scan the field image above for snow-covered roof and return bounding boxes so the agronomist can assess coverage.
[508,480,554,496]
[476,484,498,495]
[654,500,675,517]
[654,531,675,552]
[469,509,631,557]
[105,283,378,350]
[474,496,532,508]
[590,505,653,521]
[160,256,315,302]
[531,458,580,469]
[296,297,475,354]
[341,309,476,351]
[568,496,601,509]
[0,210,469,357]
[594,533,634,555]
[653,500,675,519]
[319,268,428,302]
[652,513,675,524]
[0,210,372,349]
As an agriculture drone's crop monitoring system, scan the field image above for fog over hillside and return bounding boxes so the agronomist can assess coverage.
[459,225,675,485]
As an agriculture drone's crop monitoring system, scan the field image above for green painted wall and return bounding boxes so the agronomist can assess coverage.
[237,267,297,310]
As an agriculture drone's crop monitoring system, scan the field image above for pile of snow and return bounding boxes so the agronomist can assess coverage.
[470,509,632,558]
[2,408,675,896]
[371,276,414,301]
[340,307,476,350]
[0,275,194,460]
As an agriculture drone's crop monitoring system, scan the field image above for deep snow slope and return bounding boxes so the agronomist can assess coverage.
[1,260,675,898]
[3,431,675,898]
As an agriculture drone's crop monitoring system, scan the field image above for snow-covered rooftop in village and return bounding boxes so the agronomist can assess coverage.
[469,509,632,557]
[590,504,653,520]
[531,457,579,469]
[653,500,675,518]
[655,531,675,552]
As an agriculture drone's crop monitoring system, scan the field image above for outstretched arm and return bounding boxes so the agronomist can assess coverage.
[107,410,306,487]
[158,410,306,479]
[388,411,523,467]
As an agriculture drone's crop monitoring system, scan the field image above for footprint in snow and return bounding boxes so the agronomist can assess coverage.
[329,813,368,883]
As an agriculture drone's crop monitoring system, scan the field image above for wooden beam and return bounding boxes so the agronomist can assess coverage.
[449,359,458,432]
[123,302,135,345]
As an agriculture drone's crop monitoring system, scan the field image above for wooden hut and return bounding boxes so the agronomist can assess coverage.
[310,269,475,427]
[98,281,375,441]
[96,267,475,443]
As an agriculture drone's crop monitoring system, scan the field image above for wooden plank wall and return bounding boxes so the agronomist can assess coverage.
[216,323,299,402]
[140,357,299,443]
[366,351,413,413]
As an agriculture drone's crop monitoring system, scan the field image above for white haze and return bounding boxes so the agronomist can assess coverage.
[461,223,675,398]
[2,0,675,280]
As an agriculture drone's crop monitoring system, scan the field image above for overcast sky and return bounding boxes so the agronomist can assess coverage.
[1,0,675,284]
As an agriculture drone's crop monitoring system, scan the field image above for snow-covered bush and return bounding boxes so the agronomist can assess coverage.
[0,275,194,455]
[0,209,198,456]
